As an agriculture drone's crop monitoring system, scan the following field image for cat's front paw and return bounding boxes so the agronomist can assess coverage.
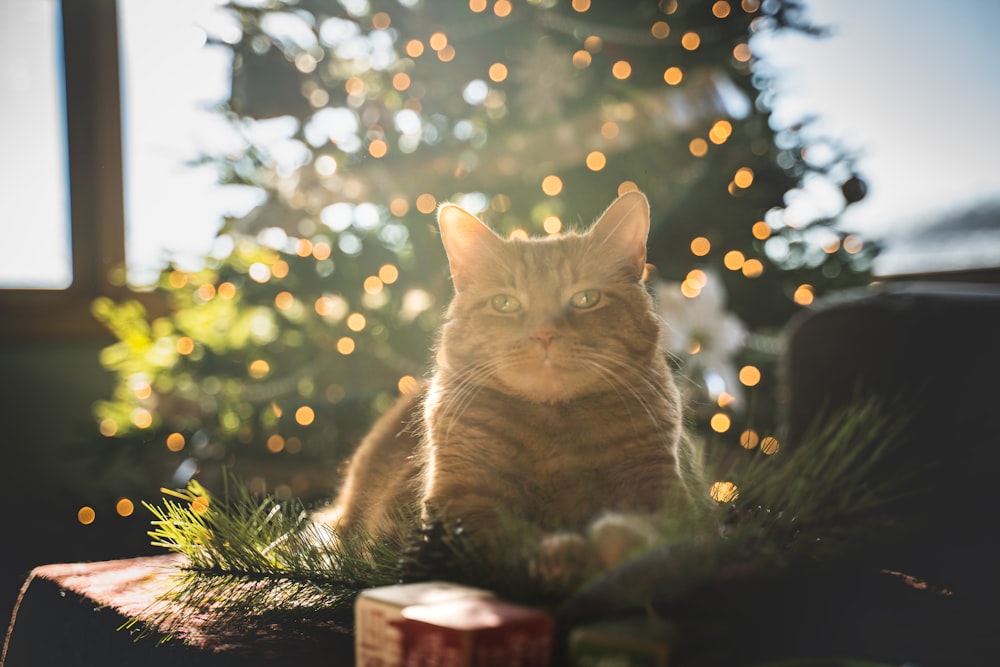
[587,512,658,569]
[531,532,596,590]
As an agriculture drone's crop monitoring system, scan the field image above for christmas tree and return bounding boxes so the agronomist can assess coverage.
[93,0,875,494]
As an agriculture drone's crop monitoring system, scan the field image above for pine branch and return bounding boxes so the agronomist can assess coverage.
[129,399,911,645]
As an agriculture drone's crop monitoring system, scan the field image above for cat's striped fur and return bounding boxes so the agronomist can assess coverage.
[316,191,700,560]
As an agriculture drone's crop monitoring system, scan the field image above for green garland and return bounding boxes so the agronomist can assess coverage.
[128,399,909,651]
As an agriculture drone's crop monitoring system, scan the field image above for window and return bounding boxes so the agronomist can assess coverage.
[0,0,239,338]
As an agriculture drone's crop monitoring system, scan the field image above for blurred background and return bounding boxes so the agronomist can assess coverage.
[1,0,997,627]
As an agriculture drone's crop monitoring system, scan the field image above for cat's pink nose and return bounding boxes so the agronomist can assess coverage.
[530,326,559,348]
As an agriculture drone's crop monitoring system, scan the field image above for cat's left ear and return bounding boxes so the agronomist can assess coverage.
[438,203,503,291]
[590,191,650,280]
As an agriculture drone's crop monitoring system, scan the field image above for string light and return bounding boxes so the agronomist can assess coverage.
[493,0,512,17]
[794,284,815,306]
[572,50,592,68]
[267,434,285,453]
[761,436,780,455]
[651,21,670,38]
[405,40,424,57]
[710,481,739,503]
[488,63,508,82]
[751,220,771,240]
[416,193,437,213]
[469,0,487,11]
[78,506,96,525]
[681,32,701,50]
[740,429,759,449]
[712,1,731,18]
[612,61,632,80]
[663,66,683,85]
[690,236,711,256]
[372,12,391,29]
[166,432,185,451]
[710,412,731,433]
[541,175,563,196]
[116,498,135,517]
[586,151,607,171]
[398,375,420,395]
[295,406,315,426]
[739,365,761,386]
[689,137,708,157]
[742,258,764,278]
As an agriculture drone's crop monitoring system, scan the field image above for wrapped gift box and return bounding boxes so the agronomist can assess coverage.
[397,597,553,667]
[355,581,494,667]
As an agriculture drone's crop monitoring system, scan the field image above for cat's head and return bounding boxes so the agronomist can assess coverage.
[435,191,663,404]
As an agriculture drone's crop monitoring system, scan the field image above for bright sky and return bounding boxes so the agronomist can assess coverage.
[755,0,1000,271]
[2,0,998,287]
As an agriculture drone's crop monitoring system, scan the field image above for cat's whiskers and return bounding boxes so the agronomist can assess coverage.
[576,347,673,442]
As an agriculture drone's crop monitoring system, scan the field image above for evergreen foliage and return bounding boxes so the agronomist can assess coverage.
[129,400,908,646]
[92,0,876,481]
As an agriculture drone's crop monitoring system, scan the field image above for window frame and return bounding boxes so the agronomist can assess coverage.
[0,0,150,340]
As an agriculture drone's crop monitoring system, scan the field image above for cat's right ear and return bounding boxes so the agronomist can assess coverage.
[438,204,503,291]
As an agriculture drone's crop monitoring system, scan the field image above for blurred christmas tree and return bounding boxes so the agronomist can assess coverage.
[93,0,876,495]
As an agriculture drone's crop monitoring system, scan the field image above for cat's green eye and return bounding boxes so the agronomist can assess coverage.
[491,294,522,313]
[569,289,601,309]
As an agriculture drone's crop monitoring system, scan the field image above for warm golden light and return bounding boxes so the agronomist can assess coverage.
[469,0,487,11]
[742,0,761,12]
[710,481,739,503]
[274,291,294,310]
[438,45,456,62]
[398,375,420,395]
[710,412,731,433]
[709,120,733,144]
[99,418,118,437]
[618,181,639,195]
[760,436,780,455]
[267,434,285,453]
[740,429,759,449]
[488,62,508,82]
[312,241,333,262]
[686,268,708,287]
[337,337,356,355]
[734,166,754,188]
[131,407,153,429]
[272,259,289,279]
[389,197,409,217]
[688,137,708,157]
[663,66,683,85]
[166,432,185,452]
[429,32,448,51]
[168,270,187,289]
[196,283,216,301]
[712,1,731,18]
[295,239,313,257]
[379,264,400,284]
[493,0,512,17]
[681,31,701,50]
[823,238,841,254]
[751,220,771,240]
[794,284,815,306]
[363,275,384,294]
[345,77,365,96]
[295,406,315,426]
[249,359,271,379]
[346,312,367,332]
[600,121,619,139]
[541,174,563,196]
[416,193,437,214]
[572,50,592,68]
[572,0,591,12]
[176,337,195,355]
[739,365,761,387]
[584,35,602,52]
[369,139,388,158]
[372,12,391,29]
[543,216,563,234]
[405,39,424,58]
[724,250,745,271]
[216,281,236,300]
[742,258,764,278]
[392,72,411,91]
[651,21,670,38]
[116,498,135,517]
[586,151,607,171]
[78,506,96,525]
[733,43,752,62]
[680,279,702,299]
[191,496,210,514]
[690,236,711,256]
[612,60,632,80]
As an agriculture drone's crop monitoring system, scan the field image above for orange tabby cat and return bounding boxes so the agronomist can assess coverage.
[316,191,701,572]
